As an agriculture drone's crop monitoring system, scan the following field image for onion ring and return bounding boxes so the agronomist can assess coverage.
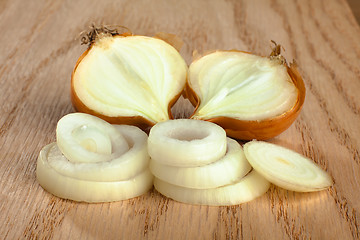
[56,113,129,163]
[37,143,153,203]
[148,119,227,167]
[48,125,149,182]
[154,170,270,206]
[150,138,251,189]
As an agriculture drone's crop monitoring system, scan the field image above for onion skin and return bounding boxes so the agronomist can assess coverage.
[71,33,185,132]
[185,51,306,140]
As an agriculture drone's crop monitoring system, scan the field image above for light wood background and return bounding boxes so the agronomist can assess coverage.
[1,0,360,239]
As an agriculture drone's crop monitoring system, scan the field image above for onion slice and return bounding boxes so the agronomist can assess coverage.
[37,143,153,203]
[154,170,270,206]
[148,119,227,167]
[37,113,153,202]
[149,138,251,189]
[243,140,332,192]
[48,125,149,182]
[56,113,129,163]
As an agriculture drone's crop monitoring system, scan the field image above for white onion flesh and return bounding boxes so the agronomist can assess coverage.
[150,138,251,189]
[37,143,153,203]
[48,125,149,182]
[148,119,227,167]
[154,170,270,206]
[37,113,153,202]
[56,113,129,163]
[243,140,332,192]
[73,35,188,123]
[189,51,298,121]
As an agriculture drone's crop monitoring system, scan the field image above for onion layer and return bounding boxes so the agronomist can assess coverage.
[149,138,251,189]
[148,119,227,167]
[243,140,332,192]
[154,170,270,206]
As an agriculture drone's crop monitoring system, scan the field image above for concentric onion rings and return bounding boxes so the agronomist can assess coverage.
[148,119,227,167]
[149,138,251,189]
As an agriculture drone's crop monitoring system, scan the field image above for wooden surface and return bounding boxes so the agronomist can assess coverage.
[1,0,360,239]
[347,0,360,23]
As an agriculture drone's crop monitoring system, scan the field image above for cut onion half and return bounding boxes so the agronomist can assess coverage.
[56,113,129,163]
[37,143,153,203]
[185,48,305,140]
[148,119,227,167]
[243,140,332,192]
[149,138,251,189]
[154,170,270,206]
[71,32,188,129]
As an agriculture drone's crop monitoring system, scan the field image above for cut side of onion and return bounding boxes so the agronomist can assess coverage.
[154,170,270,206]
[148,119,227,167]
[243,140,332,192]
[185,49,306,140]
[71,34,188,129]
[149,138,251,189]
[37,143,153,203]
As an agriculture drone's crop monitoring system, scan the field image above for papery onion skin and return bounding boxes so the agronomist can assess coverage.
[185,50,306,140]
[71,33,186,131]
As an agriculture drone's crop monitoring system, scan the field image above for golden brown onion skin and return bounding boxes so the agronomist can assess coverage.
[71,34,184,132]
[185,56,306,141]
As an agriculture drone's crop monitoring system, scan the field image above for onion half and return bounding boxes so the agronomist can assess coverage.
[185,49,306,140]
[71,31,188,130]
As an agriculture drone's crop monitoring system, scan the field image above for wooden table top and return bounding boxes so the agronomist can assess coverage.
[1,0,359,239]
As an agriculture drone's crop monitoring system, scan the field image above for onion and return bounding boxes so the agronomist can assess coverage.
[147,119,227,167]
[71,27,188,130]
[37,144,153,203]
[56,113,129,163]
[150,138,251,189]
[185,45,305,140]
[243,140,332,192]
[154,170,270,206]
[36,113,153,202]
[147,119,269,206]
[49,124,149,182]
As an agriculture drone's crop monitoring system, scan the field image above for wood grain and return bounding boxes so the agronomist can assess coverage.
[0,0,359,239]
